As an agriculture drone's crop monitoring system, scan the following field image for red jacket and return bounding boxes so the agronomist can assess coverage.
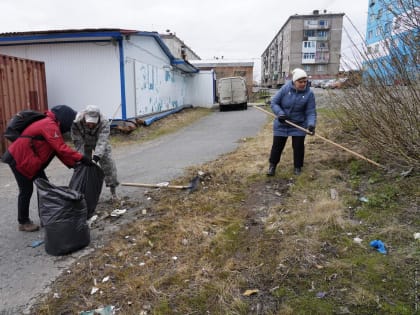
[8,111,83,179]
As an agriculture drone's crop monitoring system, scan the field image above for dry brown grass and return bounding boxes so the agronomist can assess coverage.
[32,105,419,315]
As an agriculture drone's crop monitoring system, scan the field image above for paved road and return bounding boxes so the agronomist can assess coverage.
[0,106,268,314]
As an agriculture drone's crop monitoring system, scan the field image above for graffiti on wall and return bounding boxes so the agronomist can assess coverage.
[135,61,185,116]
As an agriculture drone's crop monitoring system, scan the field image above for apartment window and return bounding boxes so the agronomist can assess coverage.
[303,53,315,59]
[374,44,380,52]
[377,8,383,19]
[319,20,328,27]
[317,65,325,72]
[370,14,375,22]
[367,46,373,54]
[369,0,375,7]
[368,30,373,39]
[303,41,315,48]
[384,22,392,32]
[318,30,328,38]
[303,65,311,72]
[304,30,316,37]
[376,26,382,36]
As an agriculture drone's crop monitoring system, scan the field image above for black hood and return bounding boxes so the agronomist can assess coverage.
[51,105,77,133]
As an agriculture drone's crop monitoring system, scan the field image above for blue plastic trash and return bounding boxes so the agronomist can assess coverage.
[369,239,387,254]
[30,240,44,248]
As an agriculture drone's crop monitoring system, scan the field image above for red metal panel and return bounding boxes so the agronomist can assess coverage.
[0,54,48,154]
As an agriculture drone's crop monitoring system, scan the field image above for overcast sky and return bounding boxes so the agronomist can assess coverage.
[1,0,369,79]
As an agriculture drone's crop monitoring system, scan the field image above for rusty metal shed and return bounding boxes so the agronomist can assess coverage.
[0,54,48,154]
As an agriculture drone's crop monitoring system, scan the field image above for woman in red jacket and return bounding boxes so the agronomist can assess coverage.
[2,105,93,232]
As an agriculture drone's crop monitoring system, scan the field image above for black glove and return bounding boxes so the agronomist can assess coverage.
[308,125,315,135]
[92,155,101,163]
[80,155,94,166]
[278,115,288,123]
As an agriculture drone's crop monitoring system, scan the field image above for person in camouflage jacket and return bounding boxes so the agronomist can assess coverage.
[71,105,119,199]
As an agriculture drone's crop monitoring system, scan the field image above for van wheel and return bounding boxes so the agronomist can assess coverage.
[219,106,224,112]
[243,103,248,110]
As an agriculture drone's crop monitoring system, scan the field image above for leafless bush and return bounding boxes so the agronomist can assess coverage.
[332,0,419,170]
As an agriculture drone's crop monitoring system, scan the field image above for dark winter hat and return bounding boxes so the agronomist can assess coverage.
[51,105,77,133]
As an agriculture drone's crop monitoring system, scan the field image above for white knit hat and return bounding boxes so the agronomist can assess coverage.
[292,68,308,82]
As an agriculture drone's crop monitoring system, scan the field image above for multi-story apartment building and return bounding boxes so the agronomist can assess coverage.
[364,0,419,84]
[261,10,344,88]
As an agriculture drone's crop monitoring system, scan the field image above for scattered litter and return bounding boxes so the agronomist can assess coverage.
[337,306,351,314]
[53,292,60,299]
[142,209,147,215]
[316,291,327,298]
[156,182,169,187]
[139,262,145,266]
[198,171,205,176]
[243,289,259,296]
[80,305,115,315]
[414,233,420,240]
[90,287,99,295]
[30,240,44,248]
[400,167,413,177]
[370,239,387,254]
[353,237,363,244]
[274,191,282,197]
[330,188,338,200]
[359,196,369,203]
[102,276,110,283]
[87,215,98,227]
[110,209,127,217]
[172,256,178,261]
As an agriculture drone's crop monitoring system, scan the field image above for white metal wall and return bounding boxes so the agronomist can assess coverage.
[185,70,215,107]
[0,35,215,120]
[0,42,121,118]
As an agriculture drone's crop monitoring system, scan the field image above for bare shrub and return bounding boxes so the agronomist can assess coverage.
[331,0,419,170]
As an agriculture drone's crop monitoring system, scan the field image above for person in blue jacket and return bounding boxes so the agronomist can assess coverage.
[266,68,317,176]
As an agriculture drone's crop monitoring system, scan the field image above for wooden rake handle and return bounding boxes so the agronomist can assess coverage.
[253,105,385,169]
[121,183,190,189]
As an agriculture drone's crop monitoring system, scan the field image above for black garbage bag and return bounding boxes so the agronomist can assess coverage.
[69,163,104,219]
[35,178,90,256]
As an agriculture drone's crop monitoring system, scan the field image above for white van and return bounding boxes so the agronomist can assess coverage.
[217,77,248,111]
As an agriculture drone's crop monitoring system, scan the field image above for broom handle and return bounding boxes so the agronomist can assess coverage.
[121,182,188,189]
[253,105,385,169]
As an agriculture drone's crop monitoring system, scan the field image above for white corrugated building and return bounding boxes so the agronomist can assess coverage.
[0,28,215,120]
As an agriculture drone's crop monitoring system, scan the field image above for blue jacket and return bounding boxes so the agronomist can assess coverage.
[271,80,317,136]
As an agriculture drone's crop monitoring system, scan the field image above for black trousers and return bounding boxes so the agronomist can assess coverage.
[268,136,305,168]
[9,162,48,224]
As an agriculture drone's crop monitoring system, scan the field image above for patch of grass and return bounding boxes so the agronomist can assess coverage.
[32,106,420,315]
[111,107,212,146]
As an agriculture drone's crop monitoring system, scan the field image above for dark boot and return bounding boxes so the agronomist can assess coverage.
[294,167,302,176]
[266,164,276,176]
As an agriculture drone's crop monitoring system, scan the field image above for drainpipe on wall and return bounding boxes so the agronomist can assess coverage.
[117,36,127,120]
